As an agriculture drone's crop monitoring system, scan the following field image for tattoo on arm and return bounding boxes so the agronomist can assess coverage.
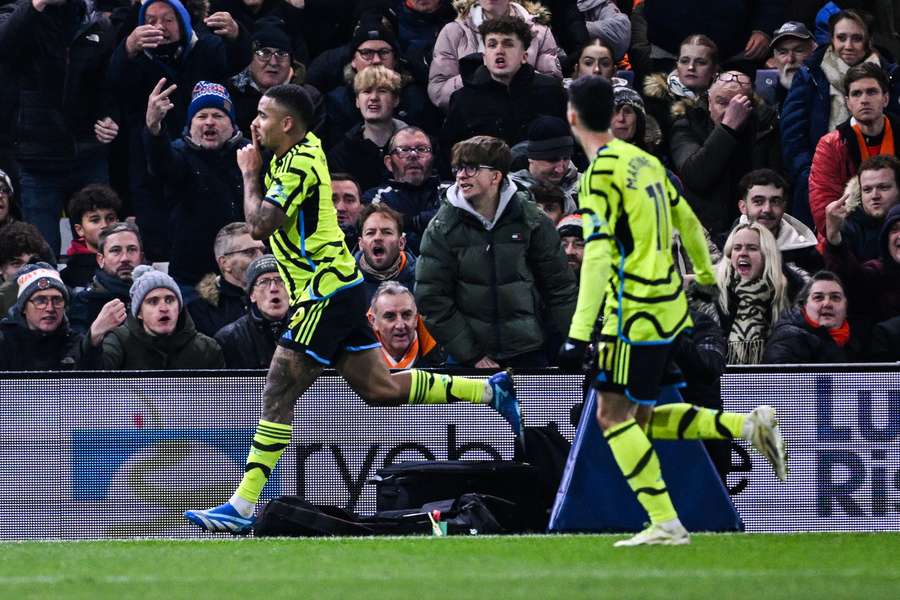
[244,174,285,240]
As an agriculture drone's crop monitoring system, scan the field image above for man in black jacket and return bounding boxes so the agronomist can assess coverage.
[441,15,567,157]
[214,254,288,368]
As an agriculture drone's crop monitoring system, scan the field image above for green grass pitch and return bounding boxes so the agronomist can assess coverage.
[2,533,898,599]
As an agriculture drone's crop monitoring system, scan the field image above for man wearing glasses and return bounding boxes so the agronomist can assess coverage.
[364,126,444,255]
[215,254,290,368]
[188,222,265,337]
[415,135,577,368]
[671,69,781,238]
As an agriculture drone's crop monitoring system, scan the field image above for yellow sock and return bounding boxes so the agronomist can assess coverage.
[235,420,292,504]
[648,404,745,440]
[604,418,678,524]
[407,369,485,404]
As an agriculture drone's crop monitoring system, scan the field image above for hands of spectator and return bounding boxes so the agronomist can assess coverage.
[205,12,239,41]
[721,94,753,130]
[32,0,66,12]
[825,194,850,246]
[126,24,166,58]
[474,356,500,369]
[743,31,770,61]
[285,0,305,8]
[90,299,127,347]
[237,129,263,176]
[146,78,177,136]
[557,338,589,373]
[94,117,119,144]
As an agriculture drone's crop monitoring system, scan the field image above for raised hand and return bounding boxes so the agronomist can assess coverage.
[205,11,239,41]
[94,117,120,144]
[721,94,753,130]
[146,78,178,135]
[89,299,128,347]
[126,24,166,58]
[825,193,850,246]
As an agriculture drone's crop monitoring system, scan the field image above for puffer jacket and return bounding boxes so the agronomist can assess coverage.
[214,304,286,369]
[642,72,705,160]
[415,179,577,364]
[95,311,224,370]
[0,309,93,371]
[428,0,561,111]
[763,307,861,364]
[187,274,248,338]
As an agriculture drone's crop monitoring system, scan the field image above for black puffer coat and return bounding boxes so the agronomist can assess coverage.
[0,310,93,371]
[214,305,286,369]
[762,308,862,364]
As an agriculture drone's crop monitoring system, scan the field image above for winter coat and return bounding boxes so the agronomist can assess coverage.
[573,0,630,59]
[355,249,417,306]
[60,239,99,291]
[394,0,457,84]
[364,176,446,255]
[227,67,325,142]
[670,102,781,237]
[327,120,405,193]
[868,314,900,362]
[187,274,248,338]
[214,305,286,369]
[442,62,567,154]
[143,128,250,285]
[95,311,224,370]
[0,0,117,165]
[209,0,308,64]
[428,0,561,111]
[808,115,900,247]
[509,165,580,214]
[673,308,726,410]
[0,310,93,371]
[763,307,861,364]
[415,180,577,364]
[68,269,133,334]
[642,72,705,161]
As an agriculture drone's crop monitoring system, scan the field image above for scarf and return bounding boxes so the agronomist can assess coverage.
[820,49,880,131]
[666,70,698,100]
[359,251,407,282]
[374,315,438,369]
[726,275,774,365]
[852,118,895,162]
[803,310,851,347]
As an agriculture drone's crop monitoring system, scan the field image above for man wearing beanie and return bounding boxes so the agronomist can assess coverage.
[214,254,289,368]
[0,264,97,370]
[556,214,585,279]
[144,80,251,291]
[91,264,224,369]
[510,116,580,213]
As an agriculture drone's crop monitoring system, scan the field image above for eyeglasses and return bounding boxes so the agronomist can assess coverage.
[253,276,285,289]
[28,295,65,309]
[0,185,10,195]
[357,48,394,61]
[452,164,498,177]
[714,72,753,86]
[224,246,265,259]
[254,48,290,62]
[391,145,432,158]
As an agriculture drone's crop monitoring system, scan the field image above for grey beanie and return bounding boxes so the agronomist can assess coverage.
[244,254,279,293]
[613,84,645,116]
[15,262,68,313]
[129,264,183,317]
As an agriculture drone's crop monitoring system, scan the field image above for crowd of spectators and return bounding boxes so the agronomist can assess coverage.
[2,0,900,372]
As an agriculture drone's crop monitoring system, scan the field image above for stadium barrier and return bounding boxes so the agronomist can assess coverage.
[1,366,897,540]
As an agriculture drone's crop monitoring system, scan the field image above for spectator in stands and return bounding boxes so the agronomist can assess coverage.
[609,84,664,160]
[188,222,261,337]
[564,1,630,61]
[323,22,437,149]
[364,127,442,255]
[214,254,288,369]
[145,81,250,290]
[416,135,576,367]
[809,64,900,245]
[769,21,816,111]
[227,20,325,138]
[332,173,365,253]
[824,201,900,339]
[94,265,224,369]
[107,0,251,260]
[763,270,860,363]
[209,0,307,61]
[781,9,900,227]
[69,222,144,334]
[0,264,95,370]
[868,314,900,361]
[392,0,457,85]
[62,185,122,291]
[0,169,20,232]
[671,70,781,237]
[697,223,791,365]
[369,280,444,368]
[328,66,406,192]
[0,222,52,283]
[556,214,584,279]
[642,35,719,152]
[736,169,821,274]
[509,116,579,213]
[530,182,566,225]
[442,15,567,154]
[824,155,900,263]
[429,0,561,111]
[0,0,119,257]
[562,37,618,86]
[356,203,416,304]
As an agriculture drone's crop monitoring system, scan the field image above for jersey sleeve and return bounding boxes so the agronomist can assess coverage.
[264,157,312,217]
[568,166,617,342]
[666,174,716,286]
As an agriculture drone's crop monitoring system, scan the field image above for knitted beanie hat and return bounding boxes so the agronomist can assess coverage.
[244,254,279,293]
[186,81,236,127]
[15,263,68,313]
[613,84,645,116]
[129,264,183,317]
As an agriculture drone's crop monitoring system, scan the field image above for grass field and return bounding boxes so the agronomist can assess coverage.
[2,533,898,599]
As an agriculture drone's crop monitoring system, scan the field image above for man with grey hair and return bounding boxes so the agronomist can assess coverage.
[769,22,816,111]
[368,280,443,369]
[188,222,265,337]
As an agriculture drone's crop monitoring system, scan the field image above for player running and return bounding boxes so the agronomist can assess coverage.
[184,84,522,534]
[557,77,788,547]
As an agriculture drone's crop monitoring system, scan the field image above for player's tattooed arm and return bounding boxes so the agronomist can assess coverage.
[260,348,322,423]
[237,141,285,240]
[248,201,285,240]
